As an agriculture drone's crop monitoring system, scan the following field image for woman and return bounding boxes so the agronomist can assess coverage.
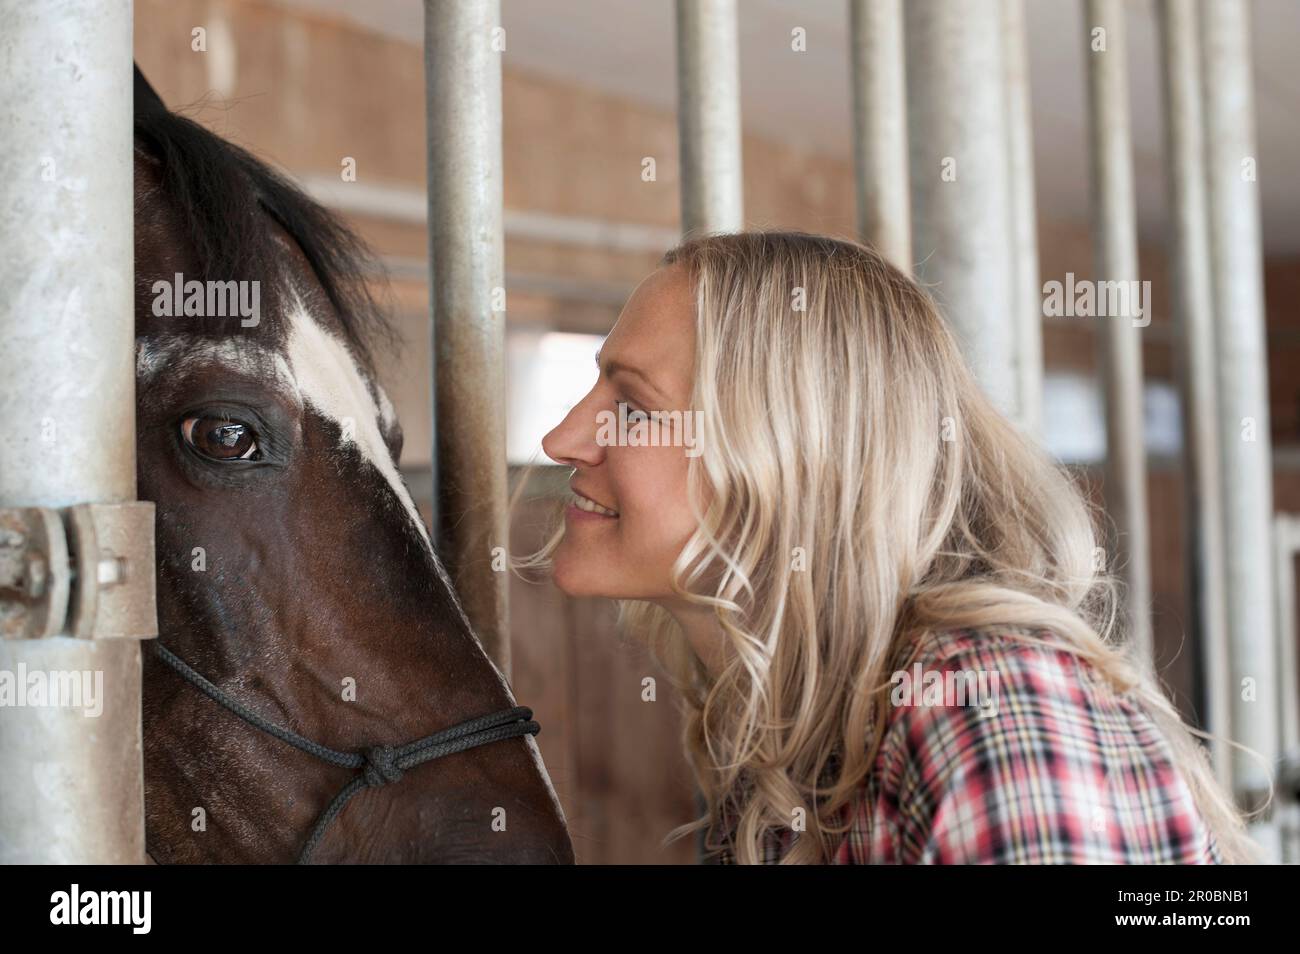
[534,230,1256,864]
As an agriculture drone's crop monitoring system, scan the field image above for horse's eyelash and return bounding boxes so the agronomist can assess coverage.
[180,407,284,460]
[185,407,259,428]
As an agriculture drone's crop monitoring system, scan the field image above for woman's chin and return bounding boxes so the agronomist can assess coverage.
[551,553,606,598]
[552,554,644,600]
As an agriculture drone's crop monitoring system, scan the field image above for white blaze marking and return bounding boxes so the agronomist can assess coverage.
[136,337,292,390]
[284,297,424,538]
[282,293,462,605]
[137,297,468,623]
[375,383,398,434]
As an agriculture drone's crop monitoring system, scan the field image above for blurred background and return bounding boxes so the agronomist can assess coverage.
[136,0,1300,863]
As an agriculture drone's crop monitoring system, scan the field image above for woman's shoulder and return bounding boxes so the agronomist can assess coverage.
[900,623,1082,670]
[880,623,1116,754]
[862,624,1220,864]
[881,624,1098,726]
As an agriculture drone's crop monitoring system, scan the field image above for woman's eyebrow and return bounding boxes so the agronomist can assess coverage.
[596,351,670,404]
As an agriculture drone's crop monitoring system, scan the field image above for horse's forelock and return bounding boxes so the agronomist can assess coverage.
[133,94,395,374]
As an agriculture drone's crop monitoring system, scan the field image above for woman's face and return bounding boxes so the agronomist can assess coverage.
[541,264,700,600]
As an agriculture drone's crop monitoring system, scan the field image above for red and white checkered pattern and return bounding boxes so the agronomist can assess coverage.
[711,626,1222,864]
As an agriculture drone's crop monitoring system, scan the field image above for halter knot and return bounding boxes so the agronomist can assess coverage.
[362,746,404,787]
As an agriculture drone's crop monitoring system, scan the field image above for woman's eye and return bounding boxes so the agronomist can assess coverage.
[181,416,260,461]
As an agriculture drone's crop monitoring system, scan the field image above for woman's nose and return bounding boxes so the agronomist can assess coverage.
[541,394,603,468]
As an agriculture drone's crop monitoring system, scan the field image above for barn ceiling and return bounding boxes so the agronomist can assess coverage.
[272,0,1300,255]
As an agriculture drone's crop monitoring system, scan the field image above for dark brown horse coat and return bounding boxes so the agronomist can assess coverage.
[133,70,572,863]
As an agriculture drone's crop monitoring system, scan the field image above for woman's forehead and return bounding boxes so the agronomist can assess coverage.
[609,267,694,347]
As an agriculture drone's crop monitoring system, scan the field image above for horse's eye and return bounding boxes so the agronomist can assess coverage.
[181,416,260,461]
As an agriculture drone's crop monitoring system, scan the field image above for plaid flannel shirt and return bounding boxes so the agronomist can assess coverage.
[711,626,1223,864]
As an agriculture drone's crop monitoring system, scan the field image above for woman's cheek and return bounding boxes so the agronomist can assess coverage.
[624,494,695,572]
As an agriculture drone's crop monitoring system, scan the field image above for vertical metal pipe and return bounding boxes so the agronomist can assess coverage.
[675,0,744,235]
[1276,515,1299,772]
[676,0,742,868]
[1002,0,1043,438]
[849,0,911,273]
[905,0,1018,419]
[1199,0,1279,825]
[0,0,143,862]
[1083,0,1154,667]
[1157,0,1232,790]
[424,0,510,674]
[1274,514,1300,863]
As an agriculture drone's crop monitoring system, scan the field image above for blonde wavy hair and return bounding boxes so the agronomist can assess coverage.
[524,229,1259,864]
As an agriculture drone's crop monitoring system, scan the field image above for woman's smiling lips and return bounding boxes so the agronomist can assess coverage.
[567,488,619,522]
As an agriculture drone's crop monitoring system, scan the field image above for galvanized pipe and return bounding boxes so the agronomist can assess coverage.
[1275,514,1300,863]
[1002,0,1042,438]
[905,0,1018,420]
[1157,0,1233,790]
[849,0,910,273]
[1276,514,1300,779]
[0,0,144,862]
[423,0,510,674]
[1199,0,1278,826]
[1083,0,1154,667]
[675,0,744,235]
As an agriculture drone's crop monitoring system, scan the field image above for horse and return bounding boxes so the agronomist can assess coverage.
[132,68,573,863]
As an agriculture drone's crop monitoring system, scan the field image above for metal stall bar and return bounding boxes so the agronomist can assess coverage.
[1156,0,1232,791]
[1200,0,1279,843]
[0,0,155,862]
[1083,0,1154,667]
[1002,0,1043,439]
[905,0,1018,421]
[423,0,510,674]
[675,0,744,235]
[1274,513,1300,863]
[849,0,910,273]
[675,0,744,863]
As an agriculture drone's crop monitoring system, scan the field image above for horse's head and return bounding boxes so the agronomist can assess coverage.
[132,71,571,863]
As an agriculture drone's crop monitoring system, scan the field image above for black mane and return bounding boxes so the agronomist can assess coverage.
[132,66,393,368]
